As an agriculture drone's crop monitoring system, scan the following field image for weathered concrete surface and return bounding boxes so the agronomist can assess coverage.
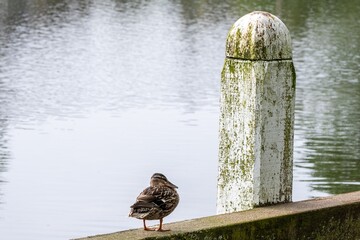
[217,11,296,213]
[76,191,360,240]
[225,11,292,60]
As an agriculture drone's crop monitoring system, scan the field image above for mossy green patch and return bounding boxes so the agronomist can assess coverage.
[143,203,360,240]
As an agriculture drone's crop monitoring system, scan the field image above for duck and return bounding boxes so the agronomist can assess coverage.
[129,173,179,231]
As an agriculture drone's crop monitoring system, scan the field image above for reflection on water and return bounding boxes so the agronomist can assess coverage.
[0,120,10,205]
[0,0,359,239]
[290,0,360,196]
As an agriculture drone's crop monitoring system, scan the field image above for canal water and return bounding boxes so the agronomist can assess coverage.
[0,0,359,239]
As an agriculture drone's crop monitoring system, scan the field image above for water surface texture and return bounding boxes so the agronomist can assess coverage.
[0,0,359,239]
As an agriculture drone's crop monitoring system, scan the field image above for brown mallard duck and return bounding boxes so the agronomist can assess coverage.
[129,173,179,231]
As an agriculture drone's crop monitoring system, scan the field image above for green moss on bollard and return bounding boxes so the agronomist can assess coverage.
[225,11,292,60]
[217,11,296,213]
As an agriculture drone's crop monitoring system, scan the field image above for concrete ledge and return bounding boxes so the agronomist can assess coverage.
[77,191,360,240]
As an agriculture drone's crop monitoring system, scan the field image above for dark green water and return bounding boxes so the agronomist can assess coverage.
[0,0,359,239]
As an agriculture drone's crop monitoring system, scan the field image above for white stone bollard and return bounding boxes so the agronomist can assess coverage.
[217,11,296,214]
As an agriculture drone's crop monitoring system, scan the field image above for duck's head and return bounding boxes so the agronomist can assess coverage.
[150,173,178,189]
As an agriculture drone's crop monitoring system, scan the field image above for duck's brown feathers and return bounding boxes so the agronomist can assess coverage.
[129,185,179,220]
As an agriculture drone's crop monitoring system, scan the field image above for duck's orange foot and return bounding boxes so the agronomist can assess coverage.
[156,218,170,232]
[144,227,156,231]
[156,227,170,232]
[143,219,155,231]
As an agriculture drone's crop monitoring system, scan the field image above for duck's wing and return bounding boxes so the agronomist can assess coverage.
[136,186,177,210]
[130,200,159,209]
[129,186,179,220]
[129,187,161,210]
[129,189,161,219]
[136,188,158,203]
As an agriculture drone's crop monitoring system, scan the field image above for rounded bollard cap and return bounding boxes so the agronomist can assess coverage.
[226,11,292,60]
